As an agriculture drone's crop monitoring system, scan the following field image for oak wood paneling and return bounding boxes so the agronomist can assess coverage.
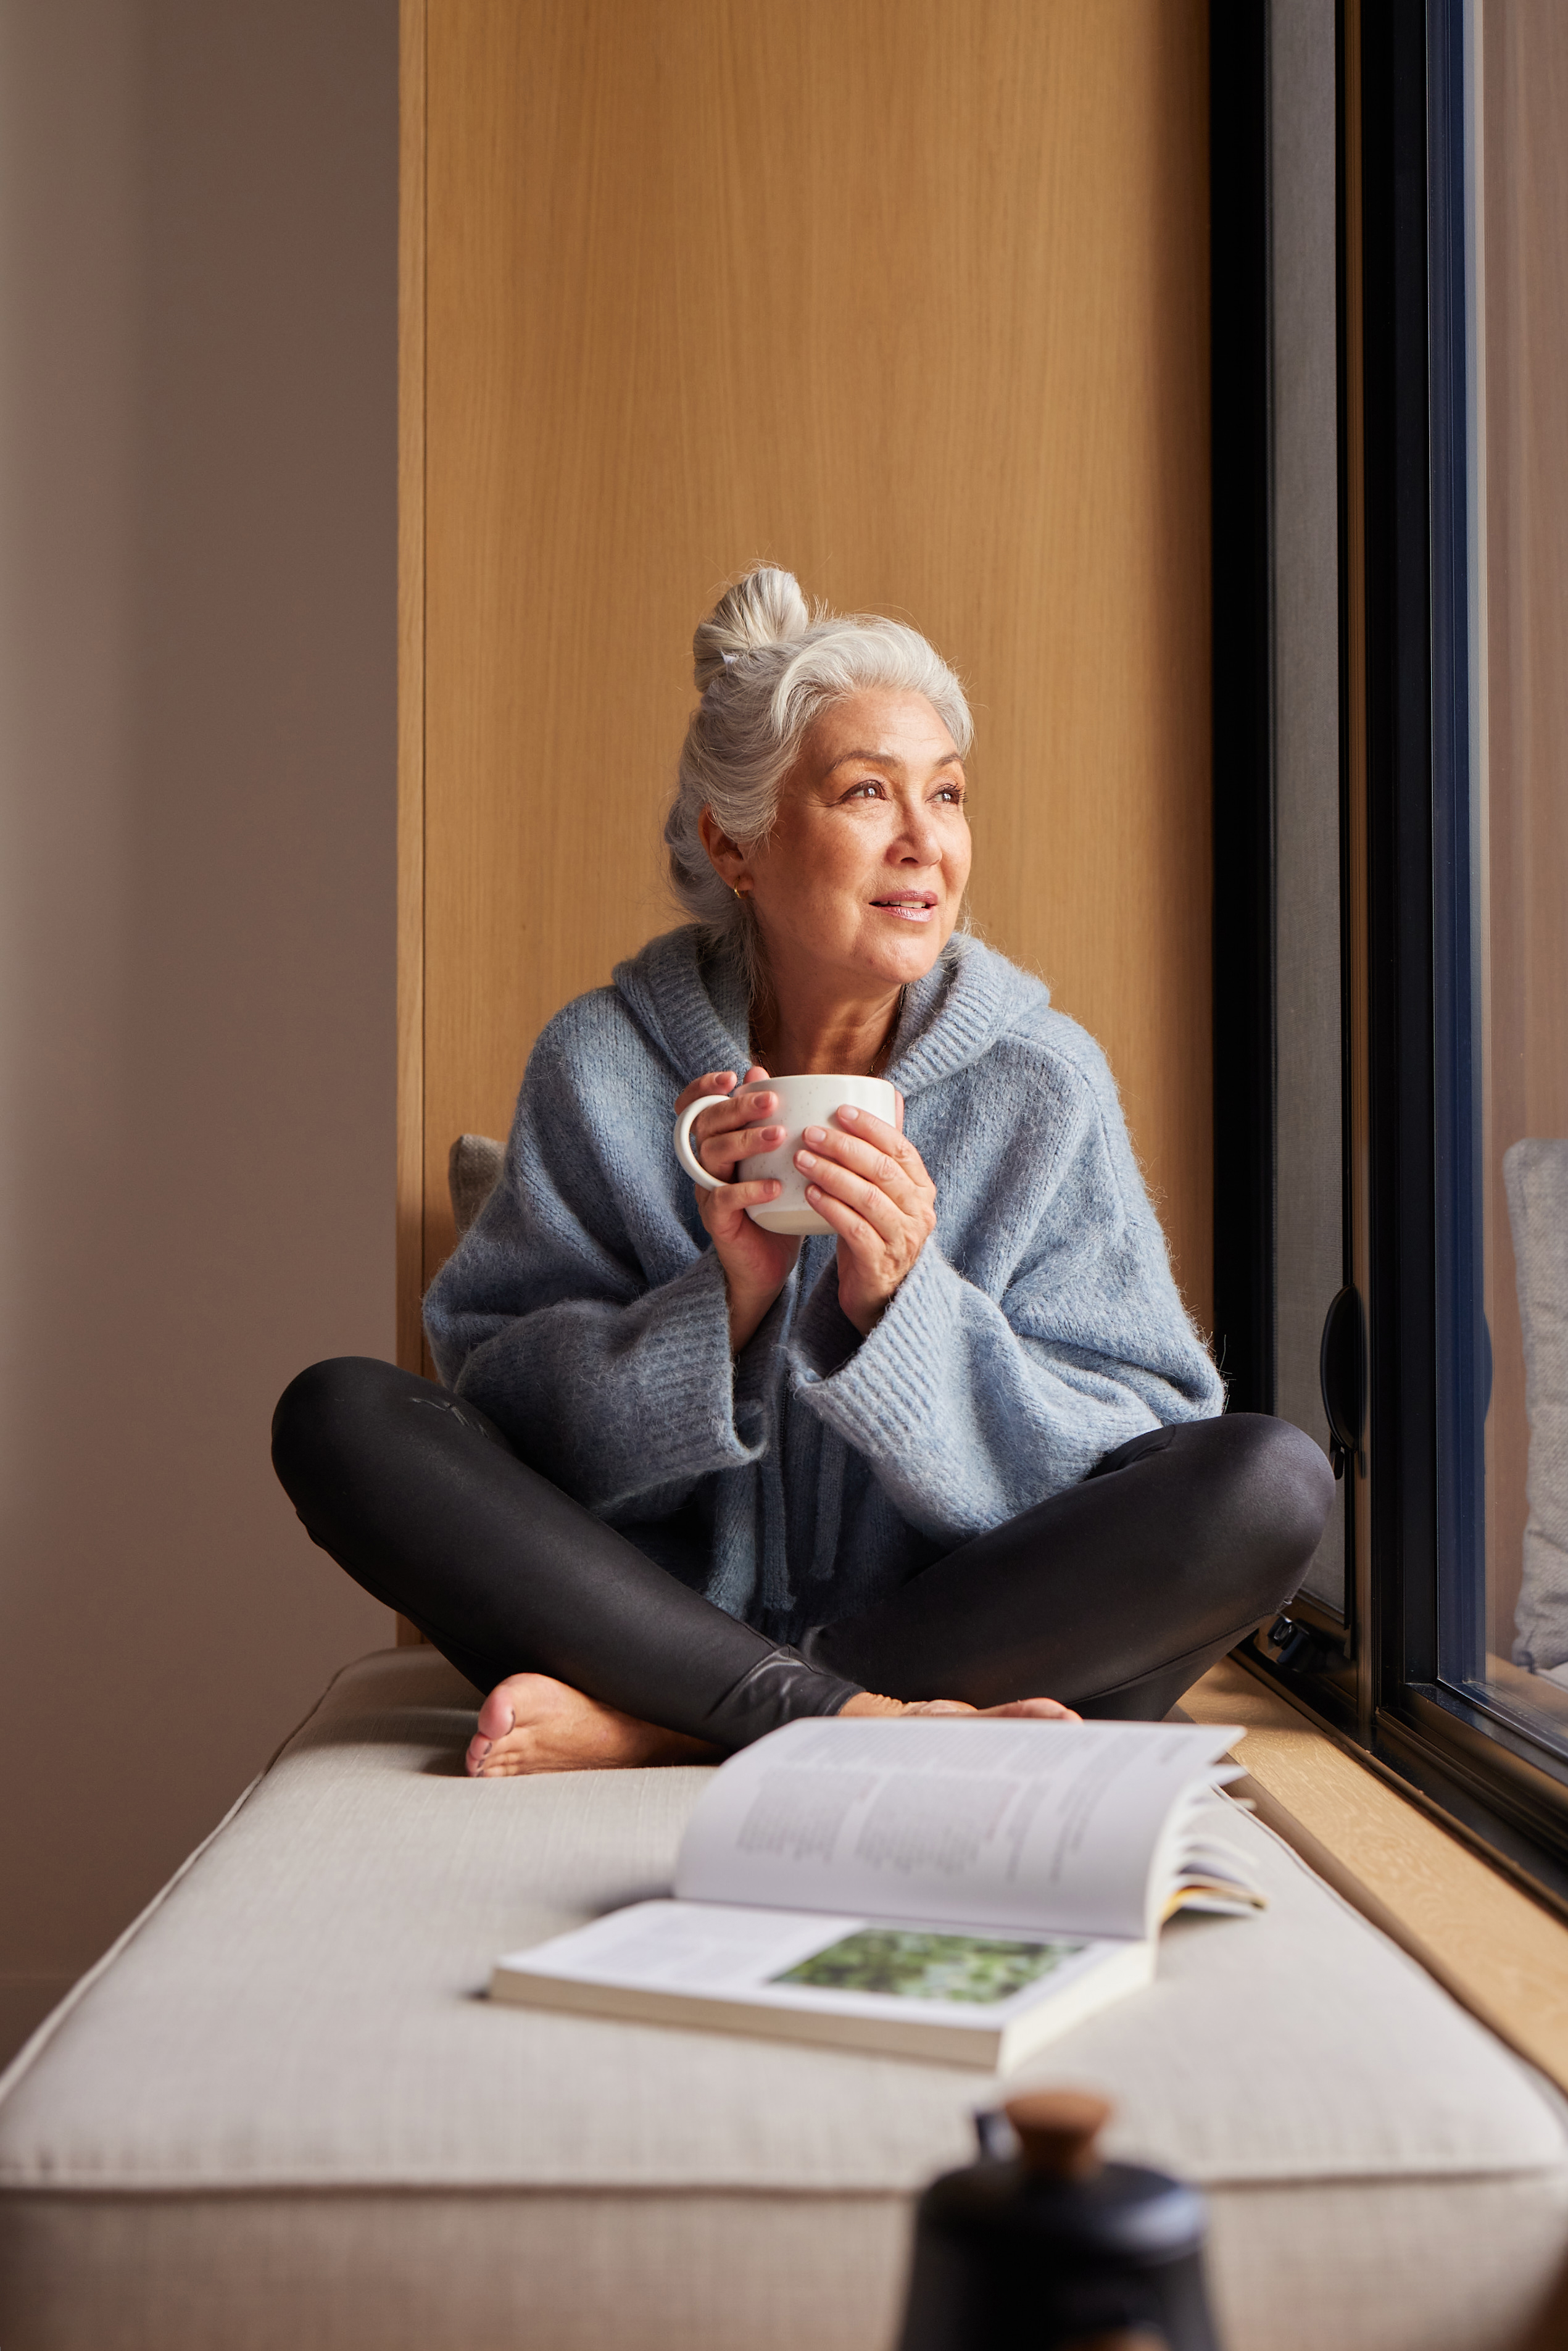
[397,0,428,1383]
[397,0,429,1639]
[411,0,1212,1323]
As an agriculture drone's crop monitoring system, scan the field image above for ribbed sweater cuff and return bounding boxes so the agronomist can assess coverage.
[592,1247,765,1497]
[790,1239,963,1449]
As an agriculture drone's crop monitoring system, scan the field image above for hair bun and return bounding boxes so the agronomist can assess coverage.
[692,566,811,691]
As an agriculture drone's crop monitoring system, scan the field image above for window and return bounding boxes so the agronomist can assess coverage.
[1431,0,1568,1802]
[1213,0,1568,1905]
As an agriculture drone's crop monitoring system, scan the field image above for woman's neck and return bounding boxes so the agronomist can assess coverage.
[750,981,905,1078]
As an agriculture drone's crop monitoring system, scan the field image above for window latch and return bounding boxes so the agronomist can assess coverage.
[1319,1284,1366,1479]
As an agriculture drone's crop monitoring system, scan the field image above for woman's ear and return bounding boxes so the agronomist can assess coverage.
[698,804,748,892]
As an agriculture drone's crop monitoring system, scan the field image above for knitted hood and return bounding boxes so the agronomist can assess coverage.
[610,925,1050,1097]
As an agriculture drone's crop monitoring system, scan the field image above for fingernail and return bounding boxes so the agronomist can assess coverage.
[803,1125,826,1144]
[797,1149,817,1169]
[840,1106,859,1121]
[806,1184,822,1200]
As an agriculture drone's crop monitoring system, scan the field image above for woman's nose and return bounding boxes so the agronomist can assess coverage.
[896,813,941,863]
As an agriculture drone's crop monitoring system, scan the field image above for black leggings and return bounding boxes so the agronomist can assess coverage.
[272,1357,1334,1749]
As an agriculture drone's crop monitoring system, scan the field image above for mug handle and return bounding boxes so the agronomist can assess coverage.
[673,1095,724,1190]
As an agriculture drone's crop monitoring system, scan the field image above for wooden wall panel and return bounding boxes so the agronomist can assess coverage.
[398,0,427,1379]
[412,0,1212,1326]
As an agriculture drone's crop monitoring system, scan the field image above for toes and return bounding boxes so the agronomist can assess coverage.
[476,1684,519,1742]
[470,1712,539,1777]
[476,1736,531,1778]
[985,1698,1080,1721]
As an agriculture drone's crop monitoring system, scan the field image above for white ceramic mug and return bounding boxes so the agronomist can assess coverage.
[673,1073,898,1234]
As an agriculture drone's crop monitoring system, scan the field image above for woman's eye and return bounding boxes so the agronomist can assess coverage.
[845,780,886,800]
[935,786,964,804]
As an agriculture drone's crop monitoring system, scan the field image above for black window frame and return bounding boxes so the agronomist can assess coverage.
[1211,0,1568,1913]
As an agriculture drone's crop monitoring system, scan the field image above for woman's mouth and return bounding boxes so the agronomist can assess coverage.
[870,893,940,923]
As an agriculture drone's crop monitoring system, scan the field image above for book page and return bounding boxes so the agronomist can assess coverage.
[497,1899,1117,2033]
[673,1718,1242,1941]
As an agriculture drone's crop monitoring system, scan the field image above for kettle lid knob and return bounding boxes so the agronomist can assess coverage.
[1003,2089,1112,2179]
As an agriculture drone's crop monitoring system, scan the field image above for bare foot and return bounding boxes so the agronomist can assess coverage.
[467,1673,721,1778]
[467,1677,1081,1778]
[839,1694,1082,1723]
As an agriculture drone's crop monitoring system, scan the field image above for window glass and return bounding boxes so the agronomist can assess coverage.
[1446,0,1568,1755]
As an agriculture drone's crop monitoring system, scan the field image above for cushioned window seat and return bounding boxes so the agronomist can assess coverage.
[2,1647,1566,2351]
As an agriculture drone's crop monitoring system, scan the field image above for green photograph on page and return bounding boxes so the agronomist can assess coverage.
[772,1928,1085,2007]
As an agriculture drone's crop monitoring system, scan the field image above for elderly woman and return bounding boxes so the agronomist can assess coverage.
[273,568,1332,1776]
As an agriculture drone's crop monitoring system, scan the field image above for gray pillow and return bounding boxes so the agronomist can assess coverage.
[1504,1138,1568,1673]
[447,1133,505,1240]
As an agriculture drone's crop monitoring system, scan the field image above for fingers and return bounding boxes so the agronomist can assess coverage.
[699,1175,785,1231]
[671,1067,774,1117]
[678,1072,783,1176]
[695,1107,784,1177]
[699,1111,786,1170]
[796,1123,933,1234]
[799,1105,936,1340]
[804,1107,931,1199]
[837,1103,910,1155]
[713,1176,786,1207]
[673,1069,739,1115]
[799,1151,906,1246]
[800,1179,891,1252]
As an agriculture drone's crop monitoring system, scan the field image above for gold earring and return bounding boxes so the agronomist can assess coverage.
[733,884,744,899]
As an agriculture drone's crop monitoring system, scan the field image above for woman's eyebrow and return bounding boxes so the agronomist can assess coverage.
[821,749,964,777]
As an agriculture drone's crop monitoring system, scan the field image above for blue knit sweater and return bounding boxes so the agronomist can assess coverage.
[424,926,1224,1641]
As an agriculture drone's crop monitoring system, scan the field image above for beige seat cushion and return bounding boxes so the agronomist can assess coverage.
[1,1647,1565,2351]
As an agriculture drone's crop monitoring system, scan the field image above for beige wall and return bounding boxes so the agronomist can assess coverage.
[0,0,396,2062]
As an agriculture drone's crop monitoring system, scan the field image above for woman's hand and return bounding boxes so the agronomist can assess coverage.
[795,1100,936,1336]
[674,1066,802,1352]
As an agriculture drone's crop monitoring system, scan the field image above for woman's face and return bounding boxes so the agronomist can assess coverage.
[743,689,972,995]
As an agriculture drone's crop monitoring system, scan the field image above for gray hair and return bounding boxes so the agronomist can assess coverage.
[664,567,973,988]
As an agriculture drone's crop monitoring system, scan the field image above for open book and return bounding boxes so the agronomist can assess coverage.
[491,1717,1258,2068]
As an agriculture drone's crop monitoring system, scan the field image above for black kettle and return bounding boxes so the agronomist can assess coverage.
[895,2089,1222,2351]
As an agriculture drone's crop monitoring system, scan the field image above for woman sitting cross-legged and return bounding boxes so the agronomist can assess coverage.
[272,567,1334,1775]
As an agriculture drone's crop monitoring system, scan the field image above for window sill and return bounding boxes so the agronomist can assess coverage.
[1185,1655,1568,2094]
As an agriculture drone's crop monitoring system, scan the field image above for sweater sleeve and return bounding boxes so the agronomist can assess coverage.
[786,1051,1223,1545]
[421,1021,765,1520]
